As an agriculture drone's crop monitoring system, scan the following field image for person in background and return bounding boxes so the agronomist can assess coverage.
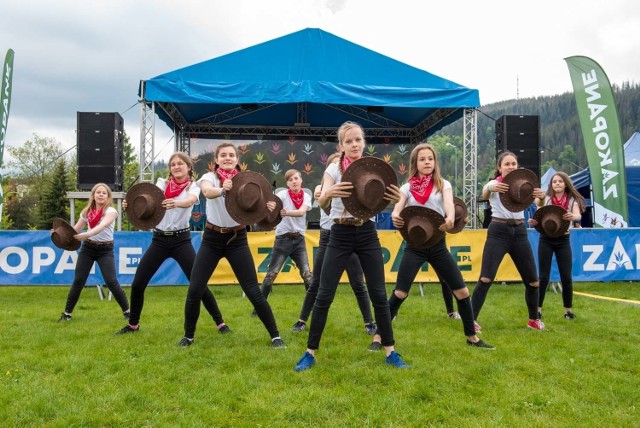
[116,152,230,335]
[368,143,493,350]
[57,183,130,321]
[291,153,377,335]
[294,121,409,371]
[258,169,312,301]
[179,143,285,348]
[471,151,546,331]
[530,171,585,320]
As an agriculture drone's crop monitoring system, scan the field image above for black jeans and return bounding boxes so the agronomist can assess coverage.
[64,241,129,314]
[538,234,573,309]
[128,233,225,326]
[183,228,279,339]
[471,222,539,320]
[394,238,475,336]
[307,221,393,350]
[298,228,373,323]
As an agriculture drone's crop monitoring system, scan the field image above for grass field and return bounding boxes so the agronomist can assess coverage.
[1,282,639,427]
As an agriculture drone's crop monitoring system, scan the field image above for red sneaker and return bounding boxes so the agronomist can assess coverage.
[527,319,545,330]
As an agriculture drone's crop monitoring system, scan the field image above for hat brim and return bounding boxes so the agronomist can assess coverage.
[449,197,468,234]
[51,217,81,251]
[399,206,445,249]
[257,195,283,230]
[125,182,166,230]
[341,157,398,220]
[533,205,571,237]
[225,171,272,225]
[499,168,539,212]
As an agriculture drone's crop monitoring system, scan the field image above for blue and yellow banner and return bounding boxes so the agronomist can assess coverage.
[1,229,639,285]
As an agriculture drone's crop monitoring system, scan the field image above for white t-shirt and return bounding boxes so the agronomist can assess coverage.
[401,179,452,217]
[325,162,374,222]
[81,206,118,242]
[485,179,524,220]
[154,177,201,231]
[274,189,311,236]
[197,172,241,228]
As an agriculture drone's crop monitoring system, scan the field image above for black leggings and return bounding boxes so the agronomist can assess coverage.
[298,228,373,323]
[128,233,225,326]
[471,221,539,321]
[64,241,129,314]
[538,234,573,309]
[183,229,280,339]
[307,221,393,350]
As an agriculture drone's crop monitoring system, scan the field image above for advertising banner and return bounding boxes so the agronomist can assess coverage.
[565,55,629,227]
[0,49,15,224]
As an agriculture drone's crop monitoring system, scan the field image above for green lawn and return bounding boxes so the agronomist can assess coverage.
[1,282,638,427]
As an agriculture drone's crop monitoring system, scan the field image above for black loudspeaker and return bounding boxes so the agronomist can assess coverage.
[77,112,124,191]
[495,115,540,179]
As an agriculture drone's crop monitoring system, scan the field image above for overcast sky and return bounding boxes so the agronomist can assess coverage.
[1,0,639,168]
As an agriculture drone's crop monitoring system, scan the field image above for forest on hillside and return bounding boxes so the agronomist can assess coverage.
[436,81,640,185]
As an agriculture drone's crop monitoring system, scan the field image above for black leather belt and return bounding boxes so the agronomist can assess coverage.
[205,222,245,233]
[153,228,190,236]
[281,232,303,239]
[334,218,366,226]
[492,217,524,226]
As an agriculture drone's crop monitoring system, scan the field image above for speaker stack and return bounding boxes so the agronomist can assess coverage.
[77,112,124,191]
[495,115,541,179]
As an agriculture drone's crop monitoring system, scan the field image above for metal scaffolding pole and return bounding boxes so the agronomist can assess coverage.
[462,108,478,229]
[139,89,155,183]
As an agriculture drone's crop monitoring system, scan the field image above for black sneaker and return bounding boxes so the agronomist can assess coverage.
[178,337,194,347]
[123,311,131,320]
[58,313,72,322]
[116,325,139,335]
[466,339,496,350]
[368,341,382,352]
[364,322,377,335]
[271,337,287,348]
[218,324,232,334]
[564,312,576,320]
[291,321,306,332]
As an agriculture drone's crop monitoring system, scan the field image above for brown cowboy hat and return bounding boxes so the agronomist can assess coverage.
[341,157,398,220]
[533,205,571,237]
[399,206,446,249]
[256,194,283,231]
[125,182,166,230]
[499,168,539,212]
[51,218,81,251]
[449,197,468,234]
[225,171,272,225]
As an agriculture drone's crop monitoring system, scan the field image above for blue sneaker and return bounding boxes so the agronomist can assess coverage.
[385,351,410,369]
[294,352,316,372]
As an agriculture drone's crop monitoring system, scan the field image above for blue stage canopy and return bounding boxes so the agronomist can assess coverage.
[140,28,479,140]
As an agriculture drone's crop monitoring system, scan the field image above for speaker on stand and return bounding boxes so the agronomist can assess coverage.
[77,112,124,191]
[495,115,541,180]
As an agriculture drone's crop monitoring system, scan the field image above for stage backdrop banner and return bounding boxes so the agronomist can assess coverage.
[1,229,639,285]
[565,55,629,228]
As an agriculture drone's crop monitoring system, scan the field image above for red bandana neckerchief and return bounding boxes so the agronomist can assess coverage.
[552,192,569,210]
[216,168,238,185]
[496,175,504,183]
[165,177,190,199]
[409,175,434,205]
[341,155,359,173]
[288,189,304,209]
[87,207,103,229]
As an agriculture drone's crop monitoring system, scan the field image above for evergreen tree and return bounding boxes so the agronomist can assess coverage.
[37,159,69,229]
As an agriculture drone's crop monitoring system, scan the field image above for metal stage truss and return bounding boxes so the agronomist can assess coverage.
[138,98,480,228]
